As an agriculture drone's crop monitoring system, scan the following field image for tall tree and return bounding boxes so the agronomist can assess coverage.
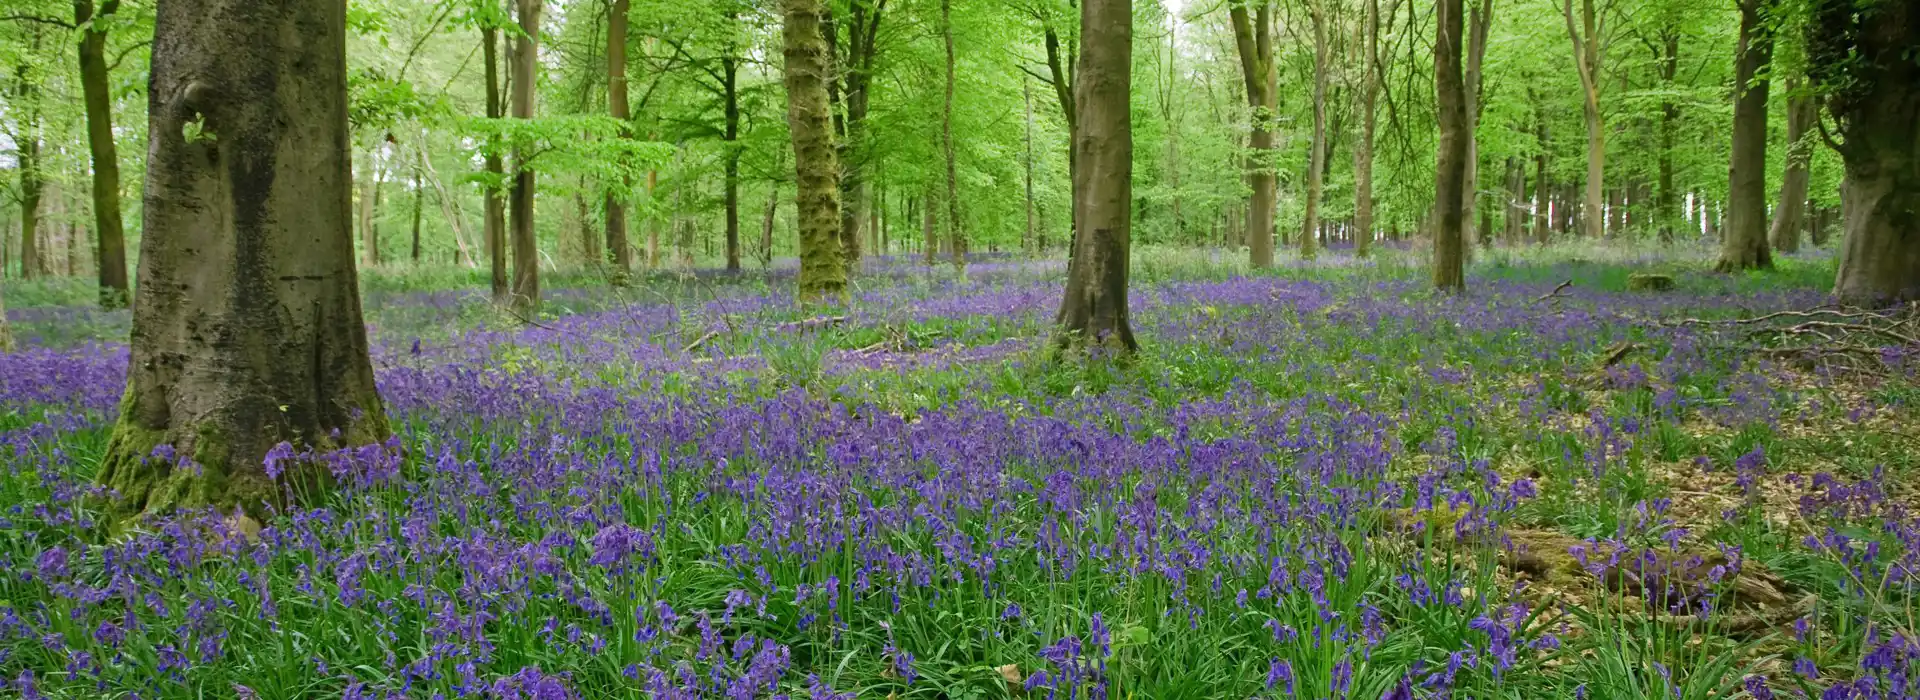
[835,0,885,267]
[942,0,965,269]
[1228,0,1278,267]
[0,285,11,351]
[76,0,130,307]
[782,0,846,300]
[604,0,634,272]
[1811,0,1919,302]
[95,0,388,521]
[482,17,509,301]
[1768,82,1816,254]
[1462,0,1493,245]
[11,46,45,280]
[1300,0,1328,260]
[1655,28,1679,243]
[1717,0,1775,272]
[509,0,542,310]
[1561,0,1605,240]
[1055,0,1136,355]
[1352,0,1392,258]
[1434,0,1469,290]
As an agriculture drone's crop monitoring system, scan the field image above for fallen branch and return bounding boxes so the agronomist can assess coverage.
[681,329,720,354]
[775,316,847,333]
[1533,280,1574,305]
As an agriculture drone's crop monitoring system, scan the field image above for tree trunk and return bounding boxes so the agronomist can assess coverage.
[77,0,130,307]
[921,188,937,263]
[942,0,965,270]
[1533,95,1551,243]
[508,0,542,311]
[358,151,379,267]
[12,59,43,281]
[1354,0,1382,258]
[410,150,424,263]
[1044,23,1078,246]
[723,55,743,272]
[1025,75,1037,253]
[0,284,11,351]
[782,0,846,300]
[1504,156,1525,243]
[95,0,388,523]
[837,0,883,267]
[482,25,509,301]
[1229,1,1277,267]
[1658,32,1679,244]
[605,0,633,272]
[1816,0,1919,303]
[645,165,660,268]
[418,144,478,266]
[1717,0,1775,272]
[1434,0,1469,291]
[1055,0,1137,356]
[1768,81,1815,254]
[1301,0,1329,260]
[574,186,597,264]
[760,184,778,268]
[1562,0,1605,240]
[1463,0,1493,247]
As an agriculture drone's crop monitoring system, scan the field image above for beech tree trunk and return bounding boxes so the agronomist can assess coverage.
[77,0,130,307]
[1768,82,1816,254]
[508,0,542,311]
[759,184,778,268]
[410,151,424,263]
[1229,1,1277,267]
[837,0,883,267]
[13,56,43,281]
[604,0,633,272]
[1055,0,1136,356]
[1718,0,1775,272]
[942,0,965,269]
[1504,156,1525,243]
[723,56,743,273]
[1658,32,1679,244]
[1354,0,1383,258]
[95,0,388,523]
[0,285,11,351]
[1815,0,1919,303]
[782,0,846,300]
[1434,0,1469,291]
[1463,0,1493,246]
[482,25,509,301]
[1562,0,1605,240]
[1301,0,1329,260]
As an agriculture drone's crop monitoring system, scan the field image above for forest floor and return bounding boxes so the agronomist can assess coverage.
[1,243,1916,699]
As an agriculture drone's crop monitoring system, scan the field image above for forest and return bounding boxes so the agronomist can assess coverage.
[0,0,1917,696]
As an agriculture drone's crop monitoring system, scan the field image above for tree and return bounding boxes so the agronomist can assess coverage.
[942,0,965,269]
[605,0,634,272]
[1054,0,1136,355]
[1299,0,1328,260]
[481,14,509,301]
[782,0,845,300]
[11,36,46,280]
[1227,0,1277,267]
[834,0,885,267]
[1716,0,1775,272]
[76,0,130,307]
[1560,0,1605,240]
[1352,0,1394,258]
[95,0,388,521]
[1768,82,1815,254]
[1810,0,1919,303]
[509,0,542,311]
[1434,0,1469,290]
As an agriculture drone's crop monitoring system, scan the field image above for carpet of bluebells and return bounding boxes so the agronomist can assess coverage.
[2,247,1918,700]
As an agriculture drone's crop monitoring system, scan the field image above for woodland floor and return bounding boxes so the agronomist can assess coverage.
[1,243,1917,699]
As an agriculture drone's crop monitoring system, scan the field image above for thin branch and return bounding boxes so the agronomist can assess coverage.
[1,14,74,28]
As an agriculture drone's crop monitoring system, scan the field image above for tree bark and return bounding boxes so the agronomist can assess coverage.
[1658,31,1679,244]
[1055,0,1137,356]
[1562,0,1605,240]
[1768,81,1815,254]
[509,0,542,311]
[12,59,43,281]
[1354,0,1384,258]
[0,284,11,351]
[782,0,846,301]
[410,149,424,263]
[1504,156,1525,243]
[1717,0,1776,272]
[1813,0,1919,303]
[604,0,633,272]
[1229,1,1277,267]
[76,0,130,307]
[95,0,388,523]
[1532,91,1551,244]
[482,24,509,301]
[723,55,743,272]
[942,0,965,269]
[1463,0,1493,246]
[1301,0,1329,260]
[1434,0,1469,291]
[837,0,883,267]
[759,184,778,268]
[1025,75,1037,253]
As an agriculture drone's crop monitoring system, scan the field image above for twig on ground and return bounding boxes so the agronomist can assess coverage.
[1533,280,1575,305]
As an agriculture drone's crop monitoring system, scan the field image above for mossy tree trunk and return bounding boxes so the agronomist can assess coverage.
[1717,0,1775,272]
[509,0,542,312]
[782,0,846,301]
[1433,0,1469,291]
[604,0,634,273]
[77,0,131,308]
[1229,0,1277,267]
[1769,83,1815,254]
[95,0,388,523]
[1813,0,1919,303]
[1054,0,1137,356]
[482,24,509,302]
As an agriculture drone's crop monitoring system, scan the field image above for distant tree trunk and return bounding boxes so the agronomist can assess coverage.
[1434,0,1469,291]
[574,186,597,263]
[1606,187,1624,237]
[1055,0,1136,356]
[1717,0,1775,272]
[921,188,937,264]
[1024,75,1037,253]
[723,54,743,272]
[759,184,778,268]
[782,0,846,300]
[1657,31,1679,244]
[358,151,380,267]
[1504,156,1525,243]
[1462,0,1493,246]
[645,165,660,268]
[837,0,883,267]
[509,0,542,311]
[410,151,424,263]
[482,24,509,301]
[1353,0,1383,258]
[605,0,633,272]
[1814,0,1918,303]
[1532,91,1551,243]
[76,0,130,307]
[942,0,966,269]
[0,284,11,351]
[1301,0,1329,260]
[1768,81,1815,254]
[12,57,43,281]
[95,0,388,523]
[1562,0,1605,240]
[1229,1,1277,267]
